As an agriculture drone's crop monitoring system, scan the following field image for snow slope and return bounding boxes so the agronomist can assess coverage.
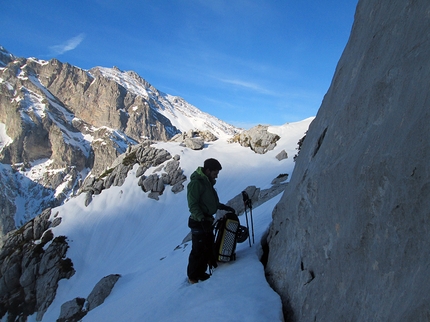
[33,118,313,322]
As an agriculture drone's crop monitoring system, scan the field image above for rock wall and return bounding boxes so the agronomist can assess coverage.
[265,0,430,321]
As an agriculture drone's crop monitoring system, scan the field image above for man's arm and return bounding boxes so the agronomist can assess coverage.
[187,180,205,221]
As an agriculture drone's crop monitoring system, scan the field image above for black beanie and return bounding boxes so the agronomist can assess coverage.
[203,158,222,171]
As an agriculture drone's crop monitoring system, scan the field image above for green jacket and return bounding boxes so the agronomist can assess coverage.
[187,167,220,222]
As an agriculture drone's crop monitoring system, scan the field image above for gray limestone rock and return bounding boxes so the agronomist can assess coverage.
[148,191,161,200]
[265,1,430,321]
[164,159,180,173]
[33,208,52,240]
[84,191,93,207]
[141,174,159,193]
[92,179,105,194]
[57,297,86,322]
[171,181,185,194]
[275,149,288,161]
[171,129,218,143]
[136,164,148,177]
[184,137,205,150]
[230,125,280,154]
[271,173,289,186]
[86,274,121,312]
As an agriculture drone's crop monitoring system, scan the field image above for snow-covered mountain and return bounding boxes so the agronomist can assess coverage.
[0,46,239,241]
[95,67,237,139]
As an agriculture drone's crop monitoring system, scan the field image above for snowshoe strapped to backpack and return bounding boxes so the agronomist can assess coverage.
[214,213,249,262]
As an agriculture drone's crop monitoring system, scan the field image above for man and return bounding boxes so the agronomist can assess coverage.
[187,158,234,284]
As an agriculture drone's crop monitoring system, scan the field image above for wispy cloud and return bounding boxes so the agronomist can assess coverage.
[49,33,85,55]
[218,78,278,96]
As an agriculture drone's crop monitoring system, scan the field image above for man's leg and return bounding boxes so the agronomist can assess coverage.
[205,232,217,271]
[187,232,207,282]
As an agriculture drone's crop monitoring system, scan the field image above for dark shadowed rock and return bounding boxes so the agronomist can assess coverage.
[0,209,75,321]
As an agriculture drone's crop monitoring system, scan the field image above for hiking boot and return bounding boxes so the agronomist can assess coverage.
[198,273,210,281]
[188,277,198,284]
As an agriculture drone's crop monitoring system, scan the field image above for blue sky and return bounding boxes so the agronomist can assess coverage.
[1,0,357,128]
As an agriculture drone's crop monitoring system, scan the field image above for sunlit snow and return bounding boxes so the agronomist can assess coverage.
[30,118,313,322]
[0,122,12,150]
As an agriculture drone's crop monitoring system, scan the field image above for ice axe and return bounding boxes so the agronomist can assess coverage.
[242,191,255,246]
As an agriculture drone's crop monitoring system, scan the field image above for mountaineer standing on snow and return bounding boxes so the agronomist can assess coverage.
[187,158,234,284]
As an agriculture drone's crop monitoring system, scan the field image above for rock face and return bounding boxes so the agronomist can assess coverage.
[265,1,430,321]
[0,208,75,321]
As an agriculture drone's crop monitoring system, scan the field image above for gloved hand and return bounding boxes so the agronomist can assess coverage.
[201,219,214,234]
[219,204,235,213]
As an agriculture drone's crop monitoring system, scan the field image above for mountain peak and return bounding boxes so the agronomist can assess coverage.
[0,46,16,67]
[90,65,239,138]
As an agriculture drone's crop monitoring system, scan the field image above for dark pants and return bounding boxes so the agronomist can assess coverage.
[187,218,216,280]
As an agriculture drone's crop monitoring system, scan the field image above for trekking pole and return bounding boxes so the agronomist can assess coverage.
[249,201,254,245]
[242,191,254,246]
[241,191,251,247]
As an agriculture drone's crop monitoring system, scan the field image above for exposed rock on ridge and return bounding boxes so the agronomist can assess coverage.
[81,141,187,204]
[171,129,218,150]
[265,1,430,321]
[229,125,280,154]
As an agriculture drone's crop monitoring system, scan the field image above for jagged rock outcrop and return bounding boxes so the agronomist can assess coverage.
[82,142,186,203]
[229,125,280,154]
[0,208,75,321]
[265,1,430,321]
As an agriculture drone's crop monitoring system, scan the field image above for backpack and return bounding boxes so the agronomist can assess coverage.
[214,213,249,262]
